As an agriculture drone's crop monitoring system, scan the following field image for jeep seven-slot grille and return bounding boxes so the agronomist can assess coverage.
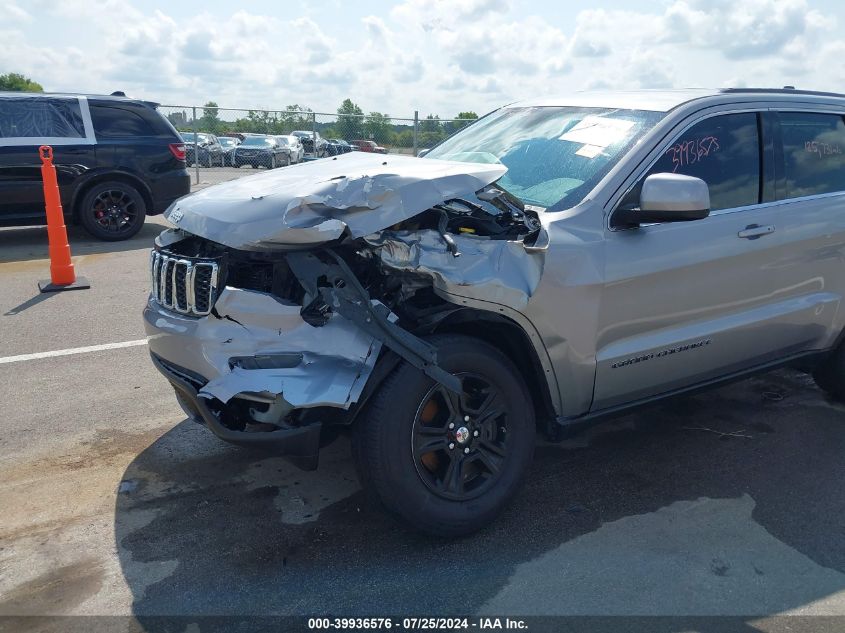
[150,251,219,316]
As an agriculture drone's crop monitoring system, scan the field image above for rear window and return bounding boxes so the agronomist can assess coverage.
[90,104,156,138]
[242,137,273,147]
[0,96,87,141]
[182,133,210,143]
[778,112,845,199]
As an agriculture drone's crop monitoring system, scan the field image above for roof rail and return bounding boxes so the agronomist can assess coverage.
[720,87,845,99]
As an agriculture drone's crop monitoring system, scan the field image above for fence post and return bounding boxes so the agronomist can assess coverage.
[192,106,199,185]
[311,112,317,147]
[413,110,419,157]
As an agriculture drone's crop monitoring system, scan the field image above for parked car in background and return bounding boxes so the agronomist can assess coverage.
[181,132,225,167]
[326,138,353,155]
[0,91,189,241]
[217,136,240,166]
[291,130,328,157]
[350,139,388,154]
[232,135,289,168]
[275,135,304,163]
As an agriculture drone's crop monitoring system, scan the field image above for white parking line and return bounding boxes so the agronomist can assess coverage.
[0,339,148,364]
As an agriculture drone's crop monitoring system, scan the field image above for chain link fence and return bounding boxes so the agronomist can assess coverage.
[157,104,475,181]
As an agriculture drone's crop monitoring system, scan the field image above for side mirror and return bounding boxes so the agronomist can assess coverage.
[417,148,431,158]
[613,173,710,228]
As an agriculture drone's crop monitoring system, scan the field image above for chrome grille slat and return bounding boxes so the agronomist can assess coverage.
[159,256,170,307]
[150,250,219,317]
[149,251,159,302]
[170,259,179,311]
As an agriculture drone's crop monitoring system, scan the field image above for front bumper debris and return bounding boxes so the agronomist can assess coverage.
[150,353,322,470]
[143,287,381,408]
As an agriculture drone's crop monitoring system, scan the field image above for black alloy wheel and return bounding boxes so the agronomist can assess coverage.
[411,376,510,501]
[353,334,535,537]
[78,181,146,241]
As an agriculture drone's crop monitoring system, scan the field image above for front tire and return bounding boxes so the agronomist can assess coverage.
[353,334,535,537]
[78,180,146,241]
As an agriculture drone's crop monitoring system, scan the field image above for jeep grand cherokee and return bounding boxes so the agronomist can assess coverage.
[144,88,845,536]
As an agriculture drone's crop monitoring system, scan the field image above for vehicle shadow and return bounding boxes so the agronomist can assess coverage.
[0,219,168,264]
[114,369,845,630]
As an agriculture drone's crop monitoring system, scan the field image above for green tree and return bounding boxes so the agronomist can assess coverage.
[392,128,415,148]
[246,109,273,133]
[420,114,442,133]
[0,72,43,92]
[202,101,219,119]
[365,112,392,145]
[444,111,478,134]
[229,110,272,134]
[278,104,313,134]
[336,98,364,140]
[198,101,222,134]
[418,114,445,146]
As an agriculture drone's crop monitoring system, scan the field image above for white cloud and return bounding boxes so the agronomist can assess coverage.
[1,0,31,22]
[0,0,843,118]
[661,0,831,60]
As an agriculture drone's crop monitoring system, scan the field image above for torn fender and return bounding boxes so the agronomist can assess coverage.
[365,230,546,311]
[163,153,507,251]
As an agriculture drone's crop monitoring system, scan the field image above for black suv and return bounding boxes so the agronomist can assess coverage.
[0,92,190,241]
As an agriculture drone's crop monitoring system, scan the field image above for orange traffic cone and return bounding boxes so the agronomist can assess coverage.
[38,146,90,292]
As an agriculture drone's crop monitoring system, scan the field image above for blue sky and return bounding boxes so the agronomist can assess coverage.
[3,0,845,118]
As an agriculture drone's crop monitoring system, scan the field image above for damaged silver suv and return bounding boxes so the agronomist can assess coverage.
[145,88,845,536]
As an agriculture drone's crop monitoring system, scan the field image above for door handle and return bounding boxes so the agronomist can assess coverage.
[738,224,775,240]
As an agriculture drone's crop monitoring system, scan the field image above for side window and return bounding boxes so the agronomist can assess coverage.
[0,97,85,139]
[778,112,845,199]
[90,104,155,138]
[645,113,760,211]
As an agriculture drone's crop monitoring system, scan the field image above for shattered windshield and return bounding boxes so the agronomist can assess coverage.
[424,106,664,209]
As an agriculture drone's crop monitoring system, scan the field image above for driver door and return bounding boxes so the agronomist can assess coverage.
[592,110,820,411]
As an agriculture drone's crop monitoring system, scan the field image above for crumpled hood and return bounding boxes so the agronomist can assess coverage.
[164,152,507,251]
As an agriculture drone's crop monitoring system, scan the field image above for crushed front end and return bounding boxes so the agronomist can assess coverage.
[143,153,547,470]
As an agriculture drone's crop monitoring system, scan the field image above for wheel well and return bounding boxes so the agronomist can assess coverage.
[71,173,153,222]
[432,310,557,436]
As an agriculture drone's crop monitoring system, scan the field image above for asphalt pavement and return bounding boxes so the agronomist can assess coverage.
[1,168,844,632]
